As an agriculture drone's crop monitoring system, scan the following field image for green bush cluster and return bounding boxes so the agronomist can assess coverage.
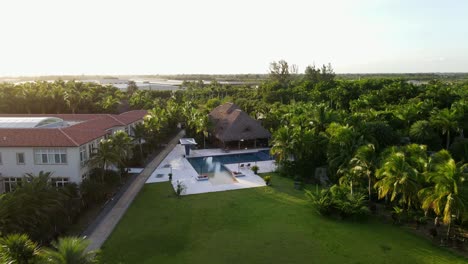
[306,185,370,220]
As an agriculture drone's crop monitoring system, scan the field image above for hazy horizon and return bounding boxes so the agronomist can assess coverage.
[1,0,467,76]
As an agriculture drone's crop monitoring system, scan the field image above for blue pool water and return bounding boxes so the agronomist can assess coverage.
[187,150,273,185]
[188,150,272,168]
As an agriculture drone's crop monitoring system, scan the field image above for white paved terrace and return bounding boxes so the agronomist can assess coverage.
[145,146,277,195]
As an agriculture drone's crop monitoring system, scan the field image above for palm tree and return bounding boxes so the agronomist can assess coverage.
[111,131,133,179]
[270,126,296,163]
[311,104,336,135]
[409,120,437,143]
[430,108,460,149]
[88,139,121,182]
[326,123,364,178]
[131,123,147,159]
[348,144,376,200]
[419,150,468,238]
[41,237,99,264]
[374,152,421,209]
[64,82,81,114]
[144,107,168,134]
[111,131,132,162]
[0,234,42,264]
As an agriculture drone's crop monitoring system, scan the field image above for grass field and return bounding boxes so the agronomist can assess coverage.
[101,174,467,264]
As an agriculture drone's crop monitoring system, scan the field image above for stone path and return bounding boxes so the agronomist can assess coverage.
[86,130,185,251]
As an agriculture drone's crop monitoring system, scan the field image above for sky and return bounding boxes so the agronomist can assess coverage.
[0,0,467,76]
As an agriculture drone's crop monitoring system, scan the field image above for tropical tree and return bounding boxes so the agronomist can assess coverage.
[41,237,99,264]
[131,123,147,159]
[310,104,336,135]
[374,152,422,209]
[326,123,364,179]
[419,150,468,238]
[270,126,296,163]
[110,131,133,179]
[0,234,42,264]
[409,120,438,144]
[144,107,168,140]
[348,144,376,199]
[88,139,121,182]
[111,131,133,163]
[430,108,460,149]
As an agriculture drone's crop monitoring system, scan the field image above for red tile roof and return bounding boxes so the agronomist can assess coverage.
[0,110,147,147]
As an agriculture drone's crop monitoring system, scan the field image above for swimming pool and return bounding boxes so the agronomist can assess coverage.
[188,150,272,165]
[187,150,273,185]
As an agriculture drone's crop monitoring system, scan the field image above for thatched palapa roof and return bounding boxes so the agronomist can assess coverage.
[209,103,271,142]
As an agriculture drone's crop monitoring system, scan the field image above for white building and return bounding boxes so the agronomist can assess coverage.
[0,110,147,193]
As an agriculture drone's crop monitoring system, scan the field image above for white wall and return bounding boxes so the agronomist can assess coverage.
[0,147,82,183]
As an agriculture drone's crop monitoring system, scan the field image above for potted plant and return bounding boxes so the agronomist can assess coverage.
[263,175,272,186]
[251,165,259,174]
[294,176,302,190]
[176,180,186,197]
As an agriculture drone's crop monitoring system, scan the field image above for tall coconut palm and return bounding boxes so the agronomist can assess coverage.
[374,152,421,209]
[419,150,468,238]
[88,139,121,182]
[430,108,460,149]
[41,237,99,264]
[0,233,42,264]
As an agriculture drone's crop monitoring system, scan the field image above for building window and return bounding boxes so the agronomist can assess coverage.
[80,146,88,166]
[16,153,25,165]
[88,141,96,157]
[34,148,67,164]
[51,177,69,187]
[4,177,21,192]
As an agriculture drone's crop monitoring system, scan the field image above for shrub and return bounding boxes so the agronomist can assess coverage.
[306,185,370,220]
[334,192,370,220]
[175,180,186,197]
[168,173,173,181]
[263,175,272,186]
[251,165,259,174]
[305,189,333,216]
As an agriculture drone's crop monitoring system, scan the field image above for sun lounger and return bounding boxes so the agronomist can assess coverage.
[196,174,209,181]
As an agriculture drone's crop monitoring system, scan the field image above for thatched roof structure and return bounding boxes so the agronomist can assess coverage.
[209,103,271,142]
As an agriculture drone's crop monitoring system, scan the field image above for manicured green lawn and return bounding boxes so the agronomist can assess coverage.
[101,174,466,264]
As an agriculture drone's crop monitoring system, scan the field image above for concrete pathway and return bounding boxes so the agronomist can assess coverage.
[86,130,185,251]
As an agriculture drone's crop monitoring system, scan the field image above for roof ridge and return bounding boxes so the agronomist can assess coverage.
[107,114,125,125]
[58,128,79,146]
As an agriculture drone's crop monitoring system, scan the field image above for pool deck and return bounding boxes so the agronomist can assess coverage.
[145,145,276,195]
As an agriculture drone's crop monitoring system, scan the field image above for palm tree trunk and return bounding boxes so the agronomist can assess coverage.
[446,217,451,240]
[139,140,143,159]
[446,130,450,149]
[368,175,372,201]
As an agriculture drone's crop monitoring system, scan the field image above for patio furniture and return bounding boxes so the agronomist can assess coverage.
[196,174,209,181]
